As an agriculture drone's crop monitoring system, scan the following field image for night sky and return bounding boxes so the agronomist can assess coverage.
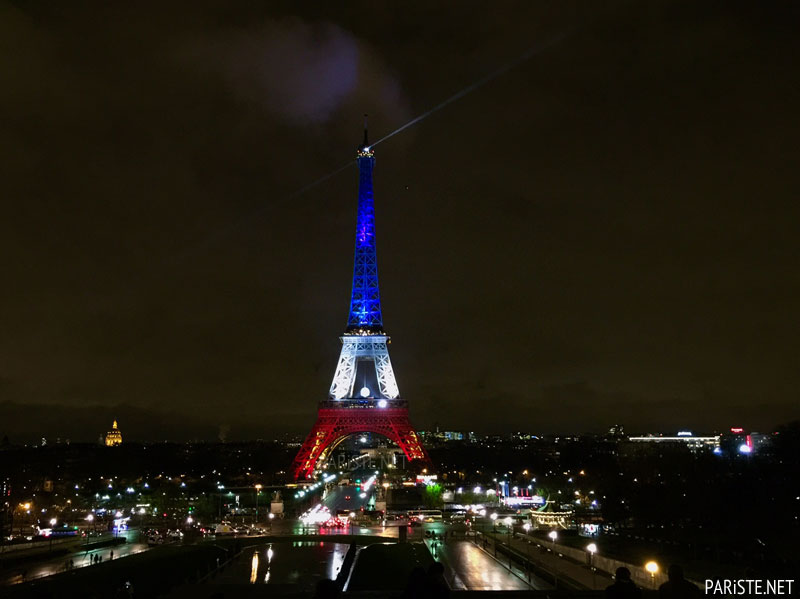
[2,1,799,442]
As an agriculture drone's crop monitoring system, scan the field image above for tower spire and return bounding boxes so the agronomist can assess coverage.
[362,113,369,149]
[348,118,382,332]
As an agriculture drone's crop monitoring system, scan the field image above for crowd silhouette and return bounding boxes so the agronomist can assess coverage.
[605,564,702,598]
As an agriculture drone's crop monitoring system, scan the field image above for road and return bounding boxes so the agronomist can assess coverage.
[323,484,375,513]
[0,538,150,586]
[427,537,552,591]
[481,529,612,591]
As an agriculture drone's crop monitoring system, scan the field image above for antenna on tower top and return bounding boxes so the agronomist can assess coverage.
[362,113,369,147]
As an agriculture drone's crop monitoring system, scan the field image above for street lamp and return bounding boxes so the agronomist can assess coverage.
[490,512,498,532]
[85,514,94,551]
[645,561,659,589]
[586,543,598,589]
[48,518,57,551]
[521,522,533,579]
[255,484,263,525]
[548,530,558,551]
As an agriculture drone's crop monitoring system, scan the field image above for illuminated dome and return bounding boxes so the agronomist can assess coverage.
[105,420,123,447]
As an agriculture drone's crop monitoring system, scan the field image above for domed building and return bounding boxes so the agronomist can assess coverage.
[105,420,123,447]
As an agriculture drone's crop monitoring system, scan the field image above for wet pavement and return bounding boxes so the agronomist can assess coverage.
[428,538,552,591]
[0,538,150,586]
[212,541,349,591]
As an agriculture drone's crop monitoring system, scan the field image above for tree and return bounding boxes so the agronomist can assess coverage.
[423,484,444,509]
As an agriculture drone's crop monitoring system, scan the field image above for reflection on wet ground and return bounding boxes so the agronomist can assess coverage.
[213,541,349,592]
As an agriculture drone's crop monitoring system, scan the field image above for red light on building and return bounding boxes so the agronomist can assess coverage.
[730,427,744,433]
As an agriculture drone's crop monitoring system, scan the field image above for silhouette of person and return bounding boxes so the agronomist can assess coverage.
[313,579,340,598]
[605,567,641,598]
[658,564,702,597]
[426,562,450,598]
[402,566,427,598]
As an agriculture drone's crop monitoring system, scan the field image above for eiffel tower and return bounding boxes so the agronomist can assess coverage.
[291,122,429,480]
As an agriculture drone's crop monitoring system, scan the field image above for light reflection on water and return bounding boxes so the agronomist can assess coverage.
[249,552,259,584]
[220,541,350,589]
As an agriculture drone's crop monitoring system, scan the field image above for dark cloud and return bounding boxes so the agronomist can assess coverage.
[179,18,410,125]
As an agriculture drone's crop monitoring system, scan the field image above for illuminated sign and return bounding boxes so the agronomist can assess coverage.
[730,427,744,433]
[503,495,545,507]
[415,475,438,485]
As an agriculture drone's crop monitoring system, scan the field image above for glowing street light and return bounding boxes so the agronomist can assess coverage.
[255,484,263,524]
[586,543,598,588]
[548,530,558,551]
[645,561,659,589]
[85,514,95,549]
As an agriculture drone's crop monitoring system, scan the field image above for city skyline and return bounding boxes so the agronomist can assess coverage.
[3,1,799,442]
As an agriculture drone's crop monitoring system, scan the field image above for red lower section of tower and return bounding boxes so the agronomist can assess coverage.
[292,399,429,480]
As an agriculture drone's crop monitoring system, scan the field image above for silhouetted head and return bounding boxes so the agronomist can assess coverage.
[314,579,340,599]
[615,567,631,582]
[406,566,426,589]
[668,564,684,581]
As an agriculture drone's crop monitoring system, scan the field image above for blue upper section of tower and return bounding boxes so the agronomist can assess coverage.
[346,123,384,333]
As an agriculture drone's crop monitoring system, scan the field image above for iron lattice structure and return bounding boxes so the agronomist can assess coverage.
[292,126,428,480]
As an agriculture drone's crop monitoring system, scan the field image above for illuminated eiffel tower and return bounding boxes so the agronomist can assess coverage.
[291,122,428,480]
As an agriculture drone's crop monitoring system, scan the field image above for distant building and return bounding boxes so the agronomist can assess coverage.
[719,427,771,455]
[625,432,719,454]
[419,430,473,443]
[607,424,626,438]
[105,420,123,446]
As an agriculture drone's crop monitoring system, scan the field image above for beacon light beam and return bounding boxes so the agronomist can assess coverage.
[371,31,569,148]
[171,31,570,265]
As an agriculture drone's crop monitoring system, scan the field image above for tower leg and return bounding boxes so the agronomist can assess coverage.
[292,403,429,480]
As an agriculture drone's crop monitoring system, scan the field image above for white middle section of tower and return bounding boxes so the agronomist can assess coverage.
[329,335,400,399]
